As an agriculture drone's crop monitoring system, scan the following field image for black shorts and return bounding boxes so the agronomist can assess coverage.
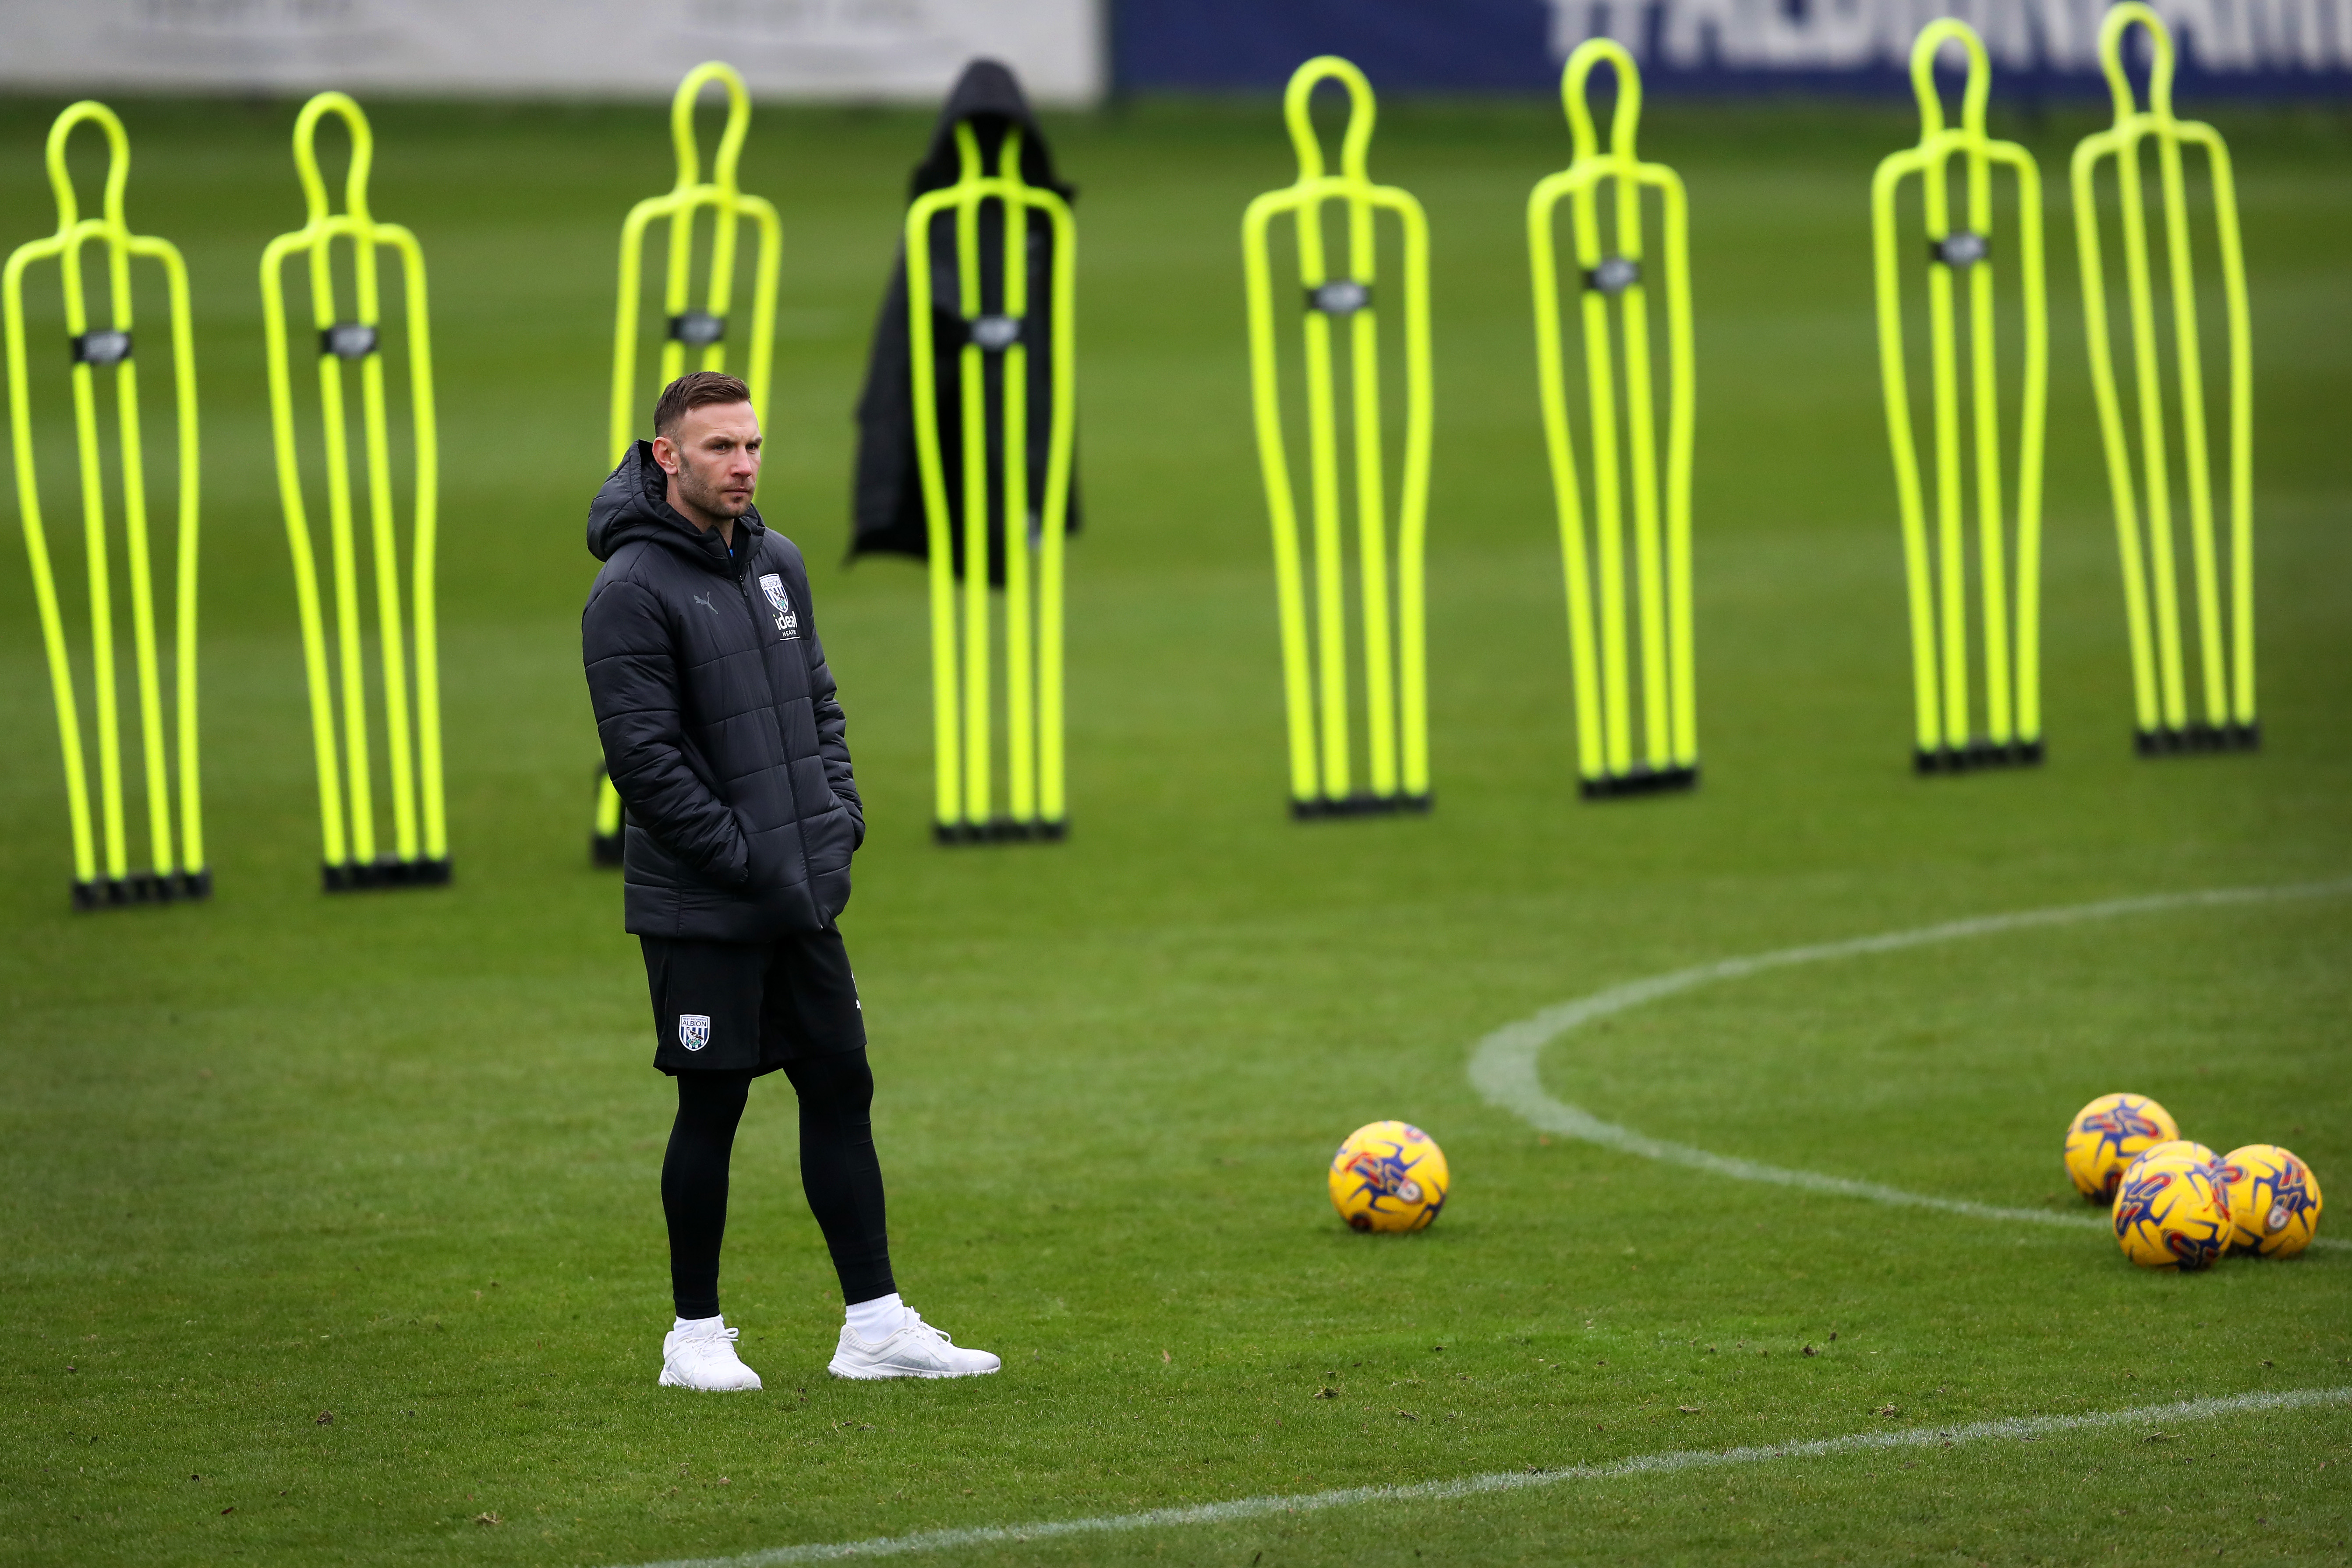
[640,927,868,1076]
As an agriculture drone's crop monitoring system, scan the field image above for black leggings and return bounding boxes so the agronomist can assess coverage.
[661,1051,897,1320]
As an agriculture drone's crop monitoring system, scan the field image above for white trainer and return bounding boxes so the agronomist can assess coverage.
[659,1318,763,1391]
[827,1309,1001,1380]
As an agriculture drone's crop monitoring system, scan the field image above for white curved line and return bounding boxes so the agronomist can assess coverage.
[617,1386,2352,1566]
[1468,880,2352,1236]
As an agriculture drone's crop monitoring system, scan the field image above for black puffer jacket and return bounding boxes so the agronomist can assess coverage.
[583,443,863,940]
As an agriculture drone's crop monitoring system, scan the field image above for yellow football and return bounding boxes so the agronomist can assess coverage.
[1328,1120,1449,1233]
[2219,1144,2324,1259]
[2063,1092,2178,1203]
[2128,1140,2232,1228]
[2112,1151,2229,1271]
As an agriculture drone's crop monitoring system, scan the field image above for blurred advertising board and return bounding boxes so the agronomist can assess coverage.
[1113,0,2352,93]
[0,0,1105,105]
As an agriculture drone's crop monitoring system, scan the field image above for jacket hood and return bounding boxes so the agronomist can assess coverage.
[587,440,763,566]
[908,59,1073,202]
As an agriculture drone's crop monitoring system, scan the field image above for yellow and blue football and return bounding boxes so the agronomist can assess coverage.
[1329,1121,1449,1233]
[2063,1092,2178,1203]
[2112,1150,2229,1271]
[2129,1139,2232,1227]
[2219,1144,2324,1259]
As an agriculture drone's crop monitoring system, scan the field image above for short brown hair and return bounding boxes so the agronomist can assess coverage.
[653,371,752,437]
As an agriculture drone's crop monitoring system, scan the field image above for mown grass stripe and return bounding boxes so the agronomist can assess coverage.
[619,1386,2352,1566]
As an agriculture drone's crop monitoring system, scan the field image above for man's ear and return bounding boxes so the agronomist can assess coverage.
[650,434,680,475]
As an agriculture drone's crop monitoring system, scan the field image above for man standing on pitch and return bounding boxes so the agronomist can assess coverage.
[583,371,998,1389]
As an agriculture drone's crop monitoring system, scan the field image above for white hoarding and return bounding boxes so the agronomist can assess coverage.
[0,0,1106,105]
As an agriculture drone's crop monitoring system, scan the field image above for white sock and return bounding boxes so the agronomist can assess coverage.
[845,1292,907,1342]
[672,1313,724,1334]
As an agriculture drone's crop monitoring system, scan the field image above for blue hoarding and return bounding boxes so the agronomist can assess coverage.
[1113,0,2352,93]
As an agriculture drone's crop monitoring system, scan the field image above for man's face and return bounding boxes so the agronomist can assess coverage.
[653,400,761,524]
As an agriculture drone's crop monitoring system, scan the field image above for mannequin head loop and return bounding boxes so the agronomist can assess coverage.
[291,92,375,227]
[1563,39,1644,164]
[2100,2,2177,121]
[43,101,131,234]
[1282,56,1376,184]
[670,61,753,194]
[1908,20,1991,141]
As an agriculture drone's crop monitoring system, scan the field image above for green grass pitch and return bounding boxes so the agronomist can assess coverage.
[1,91,2348,1565]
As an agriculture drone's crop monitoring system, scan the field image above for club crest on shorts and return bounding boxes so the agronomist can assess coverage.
[678,1013,711,1051]
[758,573,798,639]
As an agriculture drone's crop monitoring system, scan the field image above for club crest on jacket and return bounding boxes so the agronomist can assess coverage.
[760,573,798,639]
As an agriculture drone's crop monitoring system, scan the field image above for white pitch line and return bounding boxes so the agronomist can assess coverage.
[619,1386,2351,1567]
[1468,879,2352,1242]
